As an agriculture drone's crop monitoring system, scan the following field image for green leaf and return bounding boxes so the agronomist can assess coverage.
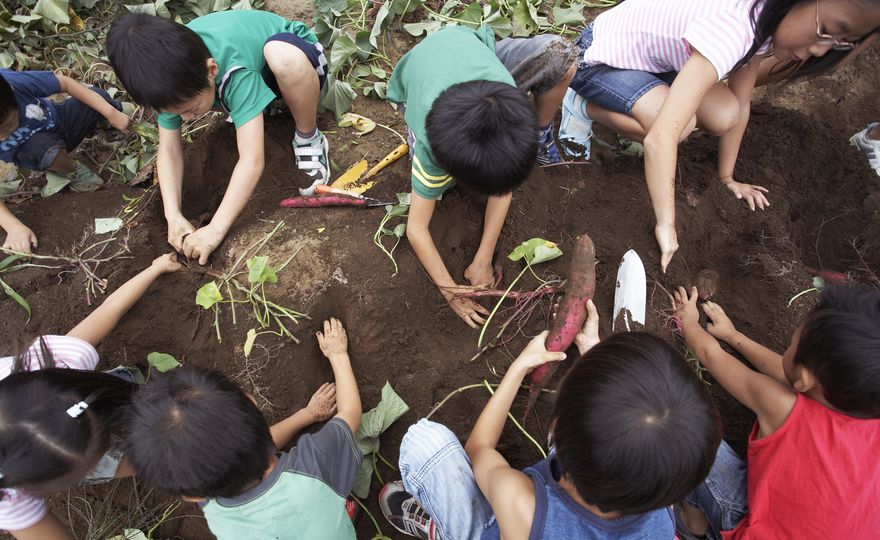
[393,223,406,237]
[812,276,826,290]
[455,2,483,27]
[0,277,31,319]
[329,34,358,75]
[338,113,376,136]
[396,192,411,206]
[132,121,159,143]
[124,3,157,15]
[33,0,70,24]
[155,0,172,17]
[0,52,14,69]
[485,12,512,38]
[11,14,43,24]
[94,217,123,234]
[369,1,391,47]
[508,238,562,265]
[552,3,585,26]
[0,254,24,272]
[244,328,257,357]
[147,352,181,372]
[319,77,357,119]
[247,256,278,284]
[0,179,22,197]
[41,172,71,198]
[367,81,387,99]
[196,280,223,309]
[355,30,373,61]
[369,65,387,79]
[106,529,149,540]
[314,0,348,16]
[69,162,103,192]
[511,0,538,37]
[403,21,442,37]
[352,382,409,497]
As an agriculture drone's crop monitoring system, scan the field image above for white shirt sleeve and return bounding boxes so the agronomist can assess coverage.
[0,489,49,532]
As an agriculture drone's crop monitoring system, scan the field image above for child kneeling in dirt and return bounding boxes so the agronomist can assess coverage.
[380,301,721,539]
[674,284,880,539]
[386,24,578,328]
[125,318,362,540]
[0,70,130,254]
[107,10,329,265]
[0,253,179,540]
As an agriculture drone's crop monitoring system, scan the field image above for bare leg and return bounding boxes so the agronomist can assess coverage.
[263,41,320,134]
[535,59,578,127]
[695,83,739,136]
[587,85,696,143]
[48,149,76,173]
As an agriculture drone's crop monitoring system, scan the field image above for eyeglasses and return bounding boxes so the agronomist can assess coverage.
[816,0,858,50]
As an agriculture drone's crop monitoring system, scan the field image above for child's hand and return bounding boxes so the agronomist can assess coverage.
[3,223,37,254]
[703,301,738,342]
[182,225,225,265]
[655,223,679,273]
[511,331,567,373]
[722,177,769,211]
[446,294,490,329]
[166,214,196,252]
[574,299,601,355]
[673,286,701,329]
[305,382,337,422]
[464,260,494,288]
[317,318,348,359]
[150,252,183,274]
[110,110,131,133]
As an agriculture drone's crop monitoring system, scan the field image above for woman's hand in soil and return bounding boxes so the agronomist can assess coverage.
[443,288,491,329]
[655,223,679,272]
[182,225,224,265]
[673,286,701,329]
[722,178,769,211]
[574,299,601,355]
[512,331,567,373]
[3,223,37,254]
[305,382,337,422]
[150,252,183,274]
[317,317,348,359]
[167,214,195,252]
[464,260,495,288]
[702,301,738,342]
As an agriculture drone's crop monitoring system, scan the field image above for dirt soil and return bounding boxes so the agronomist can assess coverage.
[1,28,879,540]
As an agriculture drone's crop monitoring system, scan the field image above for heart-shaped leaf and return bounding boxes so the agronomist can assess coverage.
[147,352,180,372]
[195,281,223,309]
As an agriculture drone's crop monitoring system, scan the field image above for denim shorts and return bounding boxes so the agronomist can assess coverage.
[13,87,121,171]
[569,24,677,115]
[685,440,749,540]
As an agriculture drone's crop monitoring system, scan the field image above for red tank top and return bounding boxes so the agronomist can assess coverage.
[726,394,880,539]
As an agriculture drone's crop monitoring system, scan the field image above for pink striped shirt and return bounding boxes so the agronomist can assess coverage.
[584,0,768,81]
[0,335,99,532]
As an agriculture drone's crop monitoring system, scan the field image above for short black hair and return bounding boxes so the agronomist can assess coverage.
[794,284,880,418]
[551,332,721,515]
[126,367,274,498]
[426,80,537,195]
[106,13,211,110]
[0,75,16,121]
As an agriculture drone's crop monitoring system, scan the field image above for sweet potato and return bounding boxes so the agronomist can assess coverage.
[279,195,368,208]
[524,234,596,419]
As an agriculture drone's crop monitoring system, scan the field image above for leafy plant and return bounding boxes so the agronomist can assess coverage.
[352,381,409,498]
[787,275,826,306]
[373,193,410,276]
[192,222,308,346]
[147,352,181,373]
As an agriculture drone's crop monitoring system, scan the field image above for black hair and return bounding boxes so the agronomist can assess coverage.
[0,75,16,121]
[733,0,880,80]
[793,284,880,418]
[551,332,721,515]
[0,339,136,499]
[125,367,274,499]
[426,80,537,195]
[106,13,211,110]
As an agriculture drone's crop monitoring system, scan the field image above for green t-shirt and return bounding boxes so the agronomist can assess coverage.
[386,25,515,200]
[201,419,362,540]
[156,10,316,130]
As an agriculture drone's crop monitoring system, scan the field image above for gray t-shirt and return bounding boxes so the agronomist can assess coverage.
[201,418,362,539]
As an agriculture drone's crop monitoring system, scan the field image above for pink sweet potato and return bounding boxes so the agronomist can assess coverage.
[524,234,596,419]
[279,195,368,208]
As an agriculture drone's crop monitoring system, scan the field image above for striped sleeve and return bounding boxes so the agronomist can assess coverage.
[683,9,756,80]
[411,143,453,200]
[17,335,99,372]
[0,489,48,532]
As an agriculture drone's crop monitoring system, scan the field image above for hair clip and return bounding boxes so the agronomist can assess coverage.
[0,471,4,481]
[66,390,100,419]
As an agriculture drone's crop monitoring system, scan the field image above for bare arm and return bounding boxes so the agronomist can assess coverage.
[643,52,719,271]
[675,287,796,436]
[465,193,512,287]
[316,319,361,433]
[10,511,75,540]
[66,254,181,346]
[157,126,195,251]
[56,75,128,131]
[0,200,37,254]
[465,333,566,540]
[270,383,337,449]
[182,115,265,264]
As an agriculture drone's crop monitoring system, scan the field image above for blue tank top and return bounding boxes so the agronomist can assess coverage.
[481,455,675,539]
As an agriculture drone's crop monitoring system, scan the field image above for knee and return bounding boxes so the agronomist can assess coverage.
[264,42,312,80]
[703,98,740,136]
[399,420,460,469]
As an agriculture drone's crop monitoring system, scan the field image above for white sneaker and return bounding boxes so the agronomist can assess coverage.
[850,123,880,177]
[558,88,593,160]
[293,130,330,195]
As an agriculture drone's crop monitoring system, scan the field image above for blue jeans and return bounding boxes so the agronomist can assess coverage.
[569,24,677,115]
[686,441,749,540]
[399,420,495,540]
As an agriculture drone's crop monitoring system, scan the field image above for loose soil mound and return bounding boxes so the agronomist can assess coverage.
[1,45,878,540]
